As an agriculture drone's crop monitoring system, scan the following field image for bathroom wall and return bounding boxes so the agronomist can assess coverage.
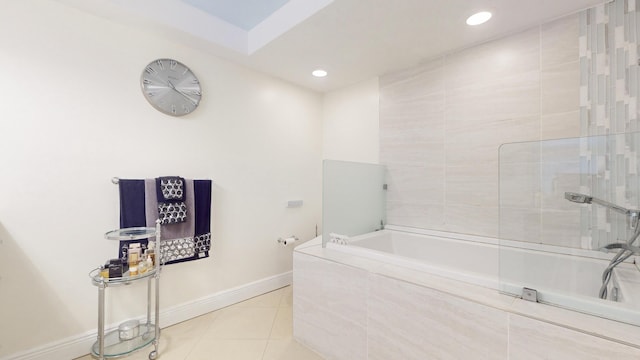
[322,77,380,164]
[380,13,581,240]
[0,0,322,358]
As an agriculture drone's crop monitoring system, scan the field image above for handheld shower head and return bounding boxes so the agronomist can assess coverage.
[564,191,640,230]
[564,192,593,204]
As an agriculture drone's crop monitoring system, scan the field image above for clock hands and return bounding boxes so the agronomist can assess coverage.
[166,80,198,106]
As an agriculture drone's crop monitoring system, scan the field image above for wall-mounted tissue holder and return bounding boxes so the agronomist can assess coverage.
[278,236,298,246]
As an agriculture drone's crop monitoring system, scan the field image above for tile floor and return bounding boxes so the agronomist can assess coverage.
[74,286,323,360]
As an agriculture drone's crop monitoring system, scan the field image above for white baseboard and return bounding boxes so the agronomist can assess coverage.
[1,271,292,360]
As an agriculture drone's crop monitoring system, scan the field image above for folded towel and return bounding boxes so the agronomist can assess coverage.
[155,176,187,224]
[158,202,188,224]
[156,176,186,202]
[146,179,194,240]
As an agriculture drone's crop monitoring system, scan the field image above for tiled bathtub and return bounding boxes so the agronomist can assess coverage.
[293,230,640,359]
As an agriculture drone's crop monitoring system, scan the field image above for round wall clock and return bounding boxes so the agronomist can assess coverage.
[140,58,202,116]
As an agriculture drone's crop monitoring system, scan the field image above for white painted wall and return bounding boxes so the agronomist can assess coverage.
[322,77,379,164]
[0,1,322,357]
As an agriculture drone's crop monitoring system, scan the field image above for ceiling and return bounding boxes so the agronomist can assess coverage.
[55,0,604,93]
[180,0,290,31]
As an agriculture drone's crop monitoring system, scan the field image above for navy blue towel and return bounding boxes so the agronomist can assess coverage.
[194,180,212,236]
[118,179,148,264]
[119,179,146,228]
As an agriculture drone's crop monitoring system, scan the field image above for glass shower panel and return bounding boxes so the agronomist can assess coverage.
[499,132,640,326]
[322,160,387,247]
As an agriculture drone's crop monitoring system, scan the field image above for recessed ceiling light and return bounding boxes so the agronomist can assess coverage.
[466,11,492,26]
[312,69,327,77]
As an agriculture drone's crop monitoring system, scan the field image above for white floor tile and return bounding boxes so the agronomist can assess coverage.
[203,306,278,339]
[279,286,293,308]
[186,339,268,360]
[72,286,321,360]
[262,339,325,360]
[269,307,292,339]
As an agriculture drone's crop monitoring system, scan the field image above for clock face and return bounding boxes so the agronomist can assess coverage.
[140,59,201,116]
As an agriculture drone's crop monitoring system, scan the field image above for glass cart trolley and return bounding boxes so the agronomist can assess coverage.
[88,220,161,360]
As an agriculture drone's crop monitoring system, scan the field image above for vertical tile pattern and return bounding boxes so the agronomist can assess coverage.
[380,17,580,241]
[579,0,640,249]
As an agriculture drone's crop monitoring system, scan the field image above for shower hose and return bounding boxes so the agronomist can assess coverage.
[599,225,640,299]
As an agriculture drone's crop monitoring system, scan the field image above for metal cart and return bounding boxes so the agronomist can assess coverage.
[89,220,162,360]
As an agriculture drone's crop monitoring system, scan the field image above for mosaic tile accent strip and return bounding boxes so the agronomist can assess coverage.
[579,0,640,249]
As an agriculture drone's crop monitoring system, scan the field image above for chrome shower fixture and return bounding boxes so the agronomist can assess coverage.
[601,242,640,254]
[564,192,640,229]
[565,191,640,299]
[564,192,592,204]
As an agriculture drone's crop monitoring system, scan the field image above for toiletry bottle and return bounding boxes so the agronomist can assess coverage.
[129,263,138,276]
[138,258,147,274]
[148,242,156,266]
[100,266,109,279]
[128,252,139,268]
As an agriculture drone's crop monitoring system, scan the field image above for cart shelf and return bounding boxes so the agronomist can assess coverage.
[90,323,159,358]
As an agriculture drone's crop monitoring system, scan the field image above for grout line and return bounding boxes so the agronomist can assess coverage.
[261,289,287,359]
[259,339,271,360]
[506,313,511,358]
[179,310,223,360]
[181,334,204,360]
[442,54,448,228]
[260,308,280,359]
[276,285,288,308]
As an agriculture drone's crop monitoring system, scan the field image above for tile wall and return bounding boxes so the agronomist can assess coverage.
[579,0,640,249]
[380,14,581,241]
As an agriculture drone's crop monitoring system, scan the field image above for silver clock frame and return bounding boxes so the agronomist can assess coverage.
[140,58,202,117]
